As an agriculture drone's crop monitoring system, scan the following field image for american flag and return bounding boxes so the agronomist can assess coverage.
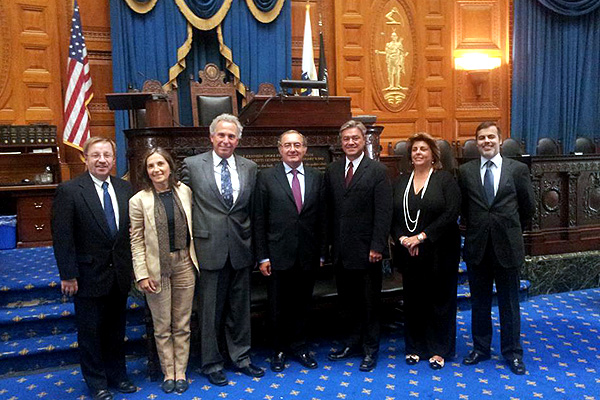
[63,0,92,150]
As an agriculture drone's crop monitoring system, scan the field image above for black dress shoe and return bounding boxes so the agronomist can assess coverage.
[175,379,189,393]
[296,352,318,369]
[271,351,286,372]
[207,370,228,386]
[359,353,378,372]
[238,363,265,378]
[161,379,175,393]
[462,351,491,366]
[328,346,359,361]
[508,358,526,375]
[92,389,113,400]
[113,380,136,393]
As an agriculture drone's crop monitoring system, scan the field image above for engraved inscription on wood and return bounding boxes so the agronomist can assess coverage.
[370,0,416,112]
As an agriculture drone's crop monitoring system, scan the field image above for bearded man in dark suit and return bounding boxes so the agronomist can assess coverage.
[52,137,136,400]
[325,120,393,372]
[458,121,535,375]
[254,130,327,372]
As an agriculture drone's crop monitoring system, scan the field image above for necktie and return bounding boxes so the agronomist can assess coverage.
[221,159,234,208]
[345,161,354,188]
[291,169,302,213]
[102,181,117,237]
[483,160,495,205]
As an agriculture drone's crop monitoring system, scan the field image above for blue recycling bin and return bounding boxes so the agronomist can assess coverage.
[0,215,17,250]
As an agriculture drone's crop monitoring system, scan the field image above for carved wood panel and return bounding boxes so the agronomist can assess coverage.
[0,0,62,125]
[331,0,509,147]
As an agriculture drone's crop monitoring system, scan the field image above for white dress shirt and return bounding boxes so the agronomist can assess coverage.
[283,162,305,203]
[345,151,365,177]
[212,151,240,203]
[480,153,503,196]
[89,173,120,228]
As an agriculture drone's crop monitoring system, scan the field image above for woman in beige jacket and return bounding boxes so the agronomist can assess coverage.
[129,148,198,394]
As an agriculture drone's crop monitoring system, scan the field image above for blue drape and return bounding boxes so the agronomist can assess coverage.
[511,0,600,154]
[177,29,223,127]
[110,0,189,175]
[538,0,600,16]
[221,0,291,93]
[182,0,226,18]
[251,0,279,12]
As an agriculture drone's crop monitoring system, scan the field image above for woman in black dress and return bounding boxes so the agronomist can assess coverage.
[392,132,461,369]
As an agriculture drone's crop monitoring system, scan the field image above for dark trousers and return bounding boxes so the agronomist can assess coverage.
[268,266,316,354]
[335,262,382,355]
[73,282,128,392]
[467,240,523,360]
[198,258,251,374]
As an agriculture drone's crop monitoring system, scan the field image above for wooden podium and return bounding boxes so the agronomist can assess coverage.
[106,92,174,128]
[125,96,360,190]
[238,95,351,127]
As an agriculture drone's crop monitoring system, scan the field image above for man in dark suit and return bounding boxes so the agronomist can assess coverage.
[181,114,263,386]
[254,130,327,372]
[52,137,136,400]
[325,120,393,372]
[458,121,535,375]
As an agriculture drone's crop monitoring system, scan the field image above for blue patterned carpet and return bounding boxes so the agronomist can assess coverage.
[0,286,598,399]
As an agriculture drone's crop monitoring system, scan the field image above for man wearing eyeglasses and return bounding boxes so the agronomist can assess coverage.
[253,130,327,372]
[52,137,136,400]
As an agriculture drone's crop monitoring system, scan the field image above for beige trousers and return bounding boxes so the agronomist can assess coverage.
[146,249,196,379]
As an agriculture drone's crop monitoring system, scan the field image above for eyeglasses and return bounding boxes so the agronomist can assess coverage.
[280,142,305,150]
[87,153,114,160]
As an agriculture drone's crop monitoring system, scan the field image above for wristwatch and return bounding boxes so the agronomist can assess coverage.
[417,233,425,242]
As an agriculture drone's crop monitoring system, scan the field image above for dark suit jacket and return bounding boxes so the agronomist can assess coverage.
[181,151,257,271]
[325,156,393,270]
[52,172,134,297]
[253,163,327,271]
[458,157,535,269]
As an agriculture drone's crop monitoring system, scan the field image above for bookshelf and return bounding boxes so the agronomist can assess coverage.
[0,125,59,247]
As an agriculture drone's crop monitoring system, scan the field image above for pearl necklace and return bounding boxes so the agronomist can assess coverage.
[403,168,434,233]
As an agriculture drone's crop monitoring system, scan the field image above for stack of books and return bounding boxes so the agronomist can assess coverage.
[0,125,57,145]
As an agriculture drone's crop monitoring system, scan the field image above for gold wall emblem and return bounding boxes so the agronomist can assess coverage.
[371,1,416,112]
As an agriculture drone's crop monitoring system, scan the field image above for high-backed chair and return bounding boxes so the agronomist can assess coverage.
[461,139,480,158]
[190,63,237,126]
[393,140,411,173]
[436,139,457,172]
[536,137,560,155]
[574,137,595,154]
[501,138,523,157]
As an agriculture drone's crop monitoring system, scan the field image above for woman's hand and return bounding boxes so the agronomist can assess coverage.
[400,232,427,257]
[138,278,158,293]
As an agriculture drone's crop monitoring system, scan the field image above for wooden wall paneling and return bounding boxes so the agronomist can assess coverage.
[0,0,62,126]
[453,0,510,142]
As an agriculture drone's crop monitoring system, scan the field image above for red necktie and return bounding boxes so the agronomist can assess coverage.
[291,169,302,213]
[345,161,354,187]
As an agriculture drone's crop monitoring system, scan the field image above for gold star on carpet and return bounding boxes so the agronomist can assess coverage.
[482,389,492,395]
[26,384,37,390]
[526,380,537,386]
[245,387,254,393]
[458,394,469,399]
[295,379,304,384]
[478,378,488,383]
[364,377,372,382]
[340,381,349,387]
[315,386,324,391]
[409,380,418,386]
[454,372,463,377]
[218,392,228,398]
[201,384,211,390]
[343,371,351,376]
[336,393,346,398]
[387,373,395,379]
[362,388,371,394]
[409,391,419,397]
[432,376,441,381]
[319,375,329,380]
[457,382,466,388]
[434,387,443,392]
[386,384,395,390]
[505,384,516,390]
[270,383,279,389]
[290,390,300,395]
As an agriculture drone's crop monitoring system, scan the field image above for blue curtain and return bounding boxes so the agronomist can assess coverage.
[221,0,291,93]
[177,29,223,127]
[511,0,600,154]
[182,0,226,18]
[250,0,280,12]
[110,0,189,175]
[538,0,600,16]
